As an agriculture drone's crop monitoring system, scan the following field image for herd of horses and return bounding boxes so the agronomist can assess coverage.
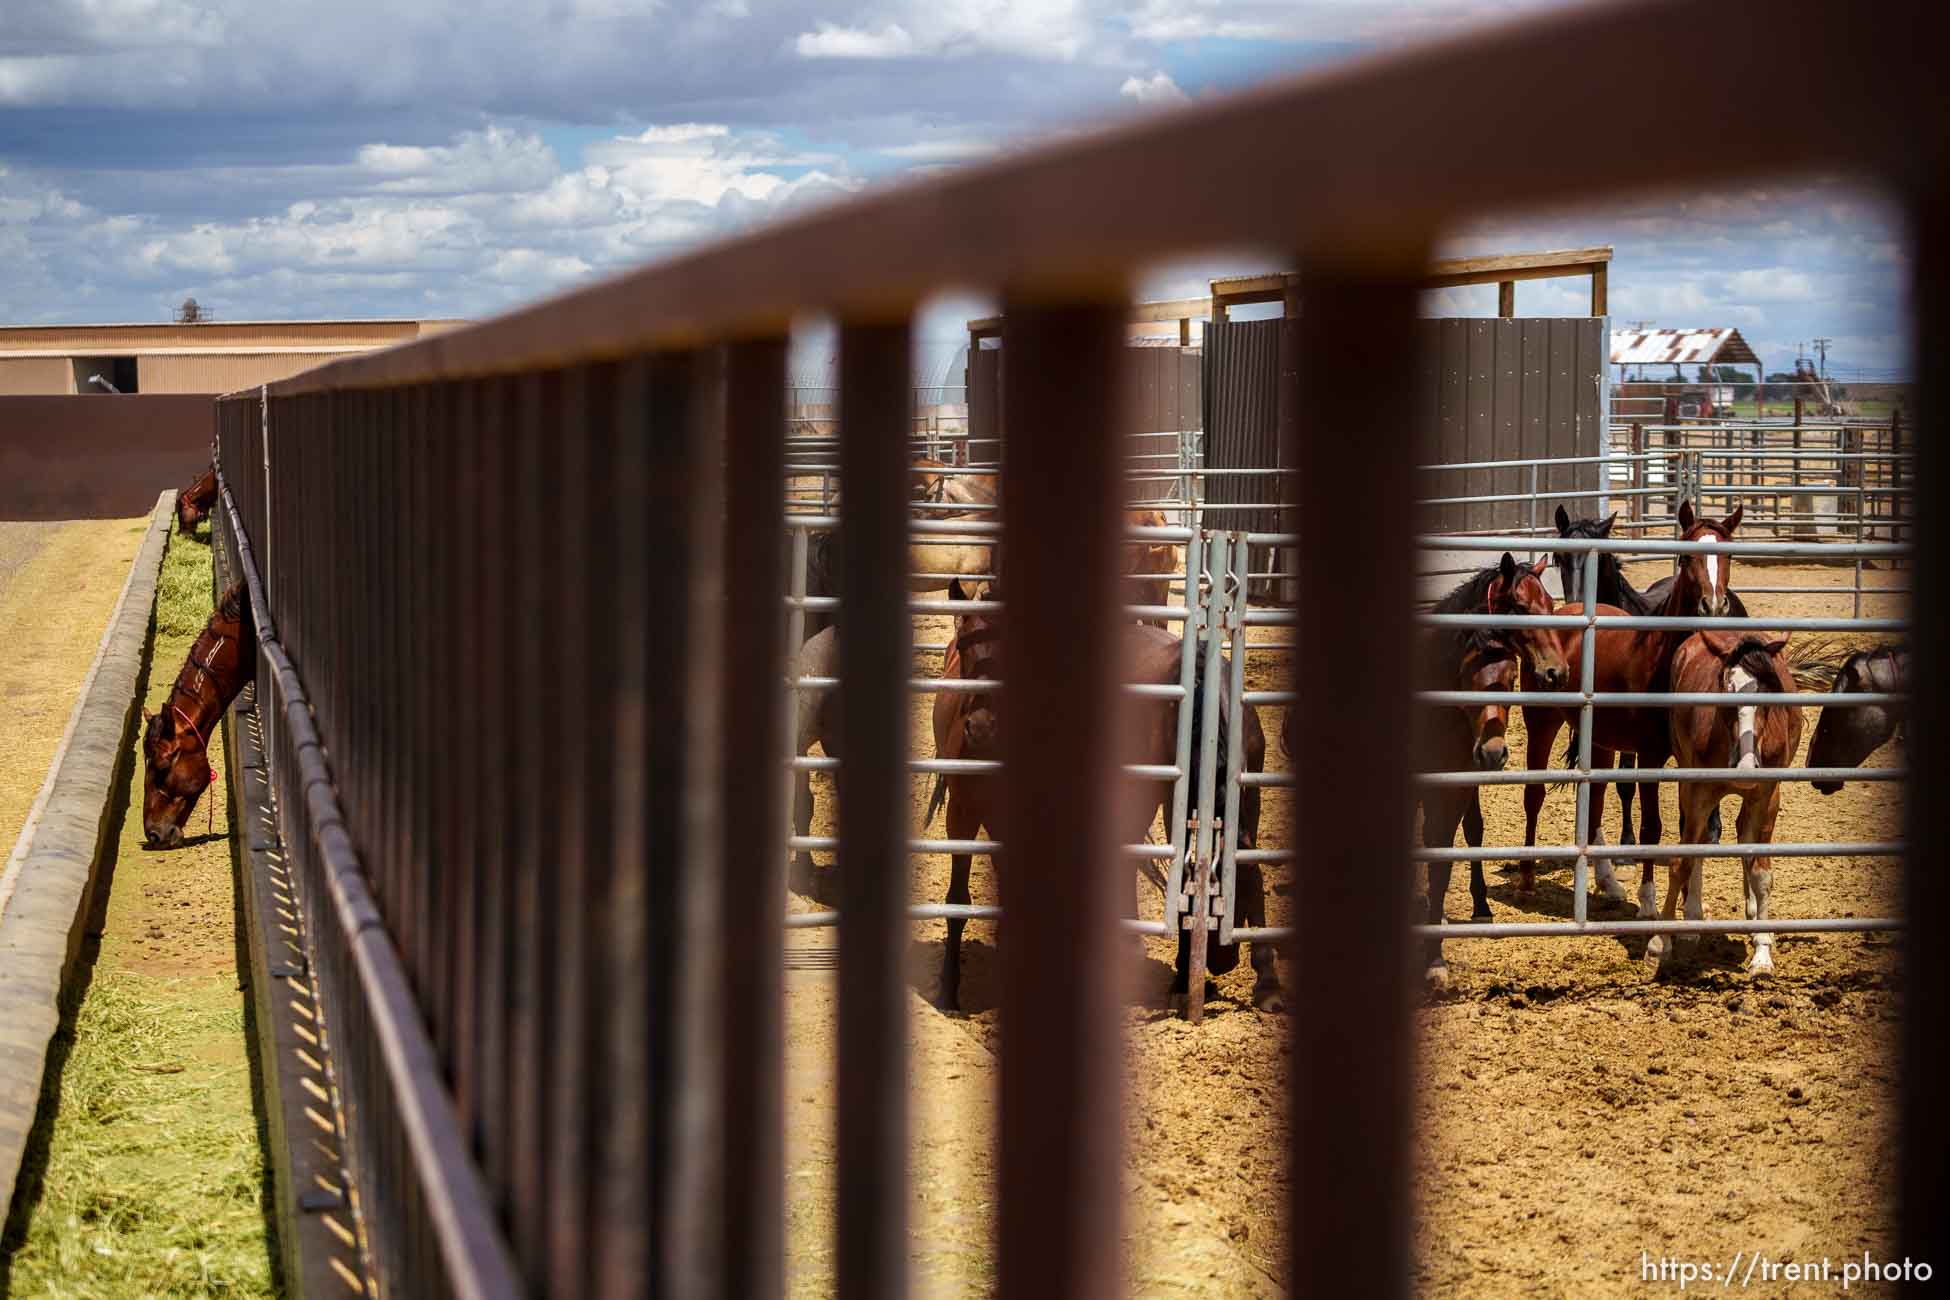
[144,457,1908,1007]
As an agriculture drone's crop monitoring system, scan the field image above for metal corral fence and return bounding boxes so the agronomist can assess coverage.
[202,1,1942,1295]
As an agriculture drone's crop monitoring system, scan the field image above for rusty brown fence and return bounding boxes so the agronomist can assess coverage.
[210,0,1942,1293]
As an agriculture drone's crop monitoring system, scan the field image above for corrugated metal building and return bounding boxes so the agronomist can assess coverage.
[0,319,467,395]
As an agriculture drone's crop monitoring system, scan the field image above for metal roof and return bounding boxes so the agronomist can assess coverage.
[1610,327,1761,368]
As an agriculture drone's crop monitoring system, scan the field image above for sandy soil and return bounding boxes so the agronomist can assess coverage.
[0,519,149,863]
[784,562,1908,1296]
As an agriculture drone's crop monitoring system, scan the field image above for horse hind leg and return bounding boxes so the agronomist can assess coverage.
[936,795,978,1011]
[1238,861,1284,1012]
[790,768,818,897]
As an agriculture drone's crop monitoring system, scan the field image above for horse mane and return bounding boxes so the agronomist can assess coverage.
[1431,565,1512,656]
[1562,520,1655,615]
[1724,637,1792,695]
[216,581,249,626]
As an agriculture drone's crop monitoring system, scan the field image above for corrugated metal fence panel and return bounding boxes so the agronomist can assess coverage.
[967,345,1001,452]
[1412,317,1604,534]
[1201,319,1284,535]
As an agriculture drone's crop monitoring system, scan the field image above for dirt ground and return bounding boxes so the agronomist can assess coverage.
[0,520,149,865]
[784,562,1908,1296]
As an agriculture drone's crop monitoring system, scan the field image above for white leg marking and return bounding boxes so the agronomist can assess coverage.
[1637,872,1658,920]
[1685,859,1705,922]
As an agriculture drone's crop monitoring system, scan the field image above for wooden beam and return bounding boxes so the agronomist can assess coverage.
[1420,260,1608,291]
[1591,261,1608,316]
[1428,244,1613,279]
[1497,280,1515,317]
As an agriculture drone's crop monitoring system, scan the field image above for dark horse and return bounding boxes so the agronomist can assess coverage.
[1521,501,1742,915]
[1551,505,1750,873]
[1807,644,1908,793]
[926,580,1279,1012]
[176,465,218,535]
[142,582,253,848]
[1418,553,1570,983]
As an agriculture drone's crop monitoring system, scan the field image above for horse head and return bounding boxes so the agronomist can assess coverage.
[1808,646,1906,793]
[1487,551,1568,688]
[1676,499,1744,617]
[1457,635,1519,771]
[1551,505,1618,606]
[141,705,213,849]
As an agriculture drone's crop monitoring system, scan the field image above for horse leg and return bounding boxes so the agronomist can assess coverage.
[1422,789,1468,985]
[1635,750,1669,920]
[790,766,817,897]
[1463,793,1491,921]
[1588,749,1627,903]
[936,792,978,1011]
[1738,791,1779,976]
[1518,710,1558,893]
[1615,755,1638,868]
[1238,860,1283,1011]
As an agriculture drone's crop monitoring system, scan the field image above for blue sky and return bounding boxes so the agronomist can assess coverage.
[0,0,1912,382]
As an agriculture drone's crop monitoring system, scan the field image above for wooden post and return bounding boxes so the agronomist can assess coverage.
[1590,262,1608,315]
[1497,280,1515,317]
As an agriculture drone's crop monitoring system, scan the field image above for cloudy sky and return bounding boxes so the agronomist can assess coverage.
[0,0,1912,382]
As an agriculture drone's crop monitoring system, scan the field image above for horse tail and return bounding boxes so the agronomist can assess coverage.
[924,772,948,829]
[1779,633,1853,692]
[1552,724,1580,791]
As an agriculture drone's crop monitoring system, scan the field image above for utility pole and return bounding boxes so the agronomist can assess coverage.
[1813,336,1832,379]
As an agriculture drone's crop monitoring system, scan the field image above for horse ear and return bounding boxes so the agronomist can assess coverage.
[1599,513,1617,537]
[1498,552,1518,587]
[948,579,967,602]
[1765,634,1789,657]
[1554,505,1571,535]
[1677,499,1697,531]
[1700,630,1744,658]
[142,707,156,724]
[1529,555,1550,578]
[1723,503,1744,533]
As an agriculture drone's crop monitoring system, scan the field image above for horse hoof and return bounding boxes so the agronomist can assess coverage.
[933,987,962,1013]
[1253,984,1286,1014]
[1748,950,1775,978]
[1601,880,1629,903]
[1425,964,1450,993]
[1470,907,1492,923]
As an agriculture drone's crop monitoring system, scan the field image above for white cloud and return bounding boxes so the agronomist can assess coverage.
[1118,70,1187,104]
[879,139,1000,161]
[795,22,917,58]
[794,0,1090,61]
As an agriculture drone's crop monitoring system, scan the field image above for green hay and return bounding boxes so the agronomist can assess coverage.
[3,525,278,1297]
[3,976,274,1298]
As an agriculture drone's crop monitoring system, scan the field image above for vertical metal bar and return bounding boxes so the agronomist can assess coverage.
[1284,257,1420,1299]
[1574,535,1599,925]
[1163,529,1203,935]
[1218,531,1249,942]
[721,337,789,1300]
[1901,185,1945,1272]
[548,363,596,1299]
[835,320,912,1300]
[1528,461,1540,563]
[997,299,1124,1298]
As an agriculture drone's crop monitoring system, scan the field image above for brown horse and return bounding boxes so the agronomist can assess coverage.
[176,466,218,535]
[1418,555,1565,982]
[1647,631,1803,976]
[912,457,997,516]
[926,582,1278,1012]
[1518,501,1743,914]
[142,582,253,848]
[1122,508,1182,628]
[789,625,842,897]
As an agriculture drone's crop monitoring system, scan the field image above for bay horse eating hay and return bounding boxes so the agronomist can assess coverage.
[142,582,253,848]
[1646,630,1803,976]
[925,581,1279,1012]
[176,466,218,535]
